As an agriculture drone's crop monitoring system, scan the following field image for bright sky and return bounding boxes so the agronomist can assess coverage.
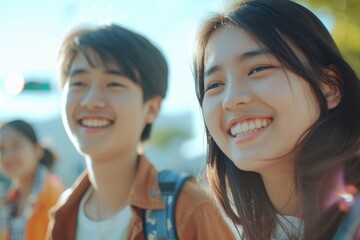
[0,0,231,158]
[0,0,332,160]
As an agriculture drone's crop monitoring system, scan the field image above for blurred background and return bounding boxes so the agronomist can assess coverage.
[0,0,359,188]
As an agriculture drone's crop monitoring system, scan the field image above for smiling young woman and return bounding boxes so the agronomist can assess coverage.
[0,120,64,240]
[193,0,360,239]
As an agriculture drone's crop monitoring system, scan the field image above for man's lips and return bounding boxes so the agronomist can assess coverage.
[78,117,114,128]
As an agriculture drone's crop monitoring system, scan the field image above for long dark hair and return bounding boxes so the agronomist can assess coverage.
[193,0,360,239]
[0,120,56,170]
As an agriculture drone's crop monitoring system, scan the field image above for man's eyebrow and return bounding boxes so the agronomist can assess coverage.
[204,48,271,77]
[104,69,127,76]
[69,69,87,77]
[68,68,127,77]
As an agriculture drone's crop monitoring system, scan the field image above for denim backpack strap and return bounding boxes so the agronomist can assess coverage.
[333,195,360,239]
[144,170,191,240]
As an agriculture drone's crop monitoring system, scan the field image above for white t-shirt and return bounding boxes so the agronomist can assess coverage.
[274,215,303,239]
[76,188,132,240]
[233,215,303,239]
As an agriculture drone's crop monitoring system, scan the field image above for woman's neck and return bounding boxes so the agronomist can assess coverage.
[12,171,37,217]
[84,151,139,220]
[14,171,36,196]
[260,165,302,217]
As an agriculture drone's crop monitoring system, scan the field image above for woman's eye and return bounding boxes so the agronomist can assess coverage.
[205,82,224,92]
[249,66,272,76]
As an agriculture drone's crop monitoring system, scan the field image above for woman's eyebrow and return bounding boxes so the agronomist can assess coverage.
[238,48,271,61]
[204,48,271,77]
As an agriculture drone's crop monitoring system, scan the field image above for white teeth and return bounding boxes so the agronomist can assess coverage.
[81,118,111,128]
[230,118,271,137]
[255,119,262,128]
[261,119,267,127]
[249,121,255,130]
[242,122,249,132]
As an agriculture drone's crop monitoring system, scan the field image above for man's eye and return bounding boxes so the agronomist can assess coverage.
[107,82,125,88]
[249,66,272,76]
[70,81,85,87]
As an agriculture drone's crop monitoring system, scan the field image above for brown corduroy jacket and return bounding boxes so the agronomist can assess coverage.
[46,155,235,240]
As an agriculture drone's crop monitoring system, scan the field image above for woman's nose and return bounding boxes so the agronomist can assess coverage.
[222,77,253,111]
[1,148,16,159]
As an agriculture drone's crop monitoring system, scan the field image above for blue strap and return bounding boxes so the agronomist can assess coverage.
[333,195,360,239]
[144,170,191,240]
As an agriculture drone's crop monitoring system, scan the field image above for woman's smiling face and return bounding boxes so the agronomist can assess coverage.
[202,26,320,173]
[0,127,41,179]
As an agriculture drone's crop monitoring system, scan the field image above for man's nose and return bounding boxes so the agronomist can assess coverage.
[80,87,106,110]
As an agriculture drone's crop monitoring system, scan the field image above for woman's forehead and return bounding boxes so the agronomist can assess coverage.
[204,27,264,68]
[0,127,25,142]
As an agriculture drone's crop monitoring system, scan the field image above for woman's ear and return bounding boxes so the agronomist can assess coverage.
[322,65,341,110]
[35,144,44,162]
[145,96,162,124]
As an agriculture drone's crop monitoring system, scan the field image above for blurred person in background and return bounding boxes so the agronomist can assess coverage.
[46,24,234,240]
[193,0,360,239]
[0,120,64,240]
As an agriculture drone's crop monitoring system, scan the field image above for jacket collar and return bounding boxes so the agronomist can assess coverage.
[50,155,165,240]
[129,154,165,210]
[55,154,165,214]
[53,170,90,219]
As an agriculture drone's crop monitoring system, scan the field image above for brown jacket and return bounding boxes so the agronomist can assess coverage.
[46,155,234,239]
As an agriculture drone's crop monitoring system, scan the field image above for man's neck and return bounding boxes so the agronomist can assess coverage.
[84,151,139,220]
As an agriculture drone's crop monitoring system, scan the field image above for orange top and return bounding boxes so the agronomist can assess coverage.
[4,173,64,240]
[47,155,235,240]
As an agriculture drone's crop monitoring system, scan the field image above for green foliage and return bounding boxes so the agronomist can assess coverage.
[149,127,192,149]
[296,0,360,74]
[226,0,360,74]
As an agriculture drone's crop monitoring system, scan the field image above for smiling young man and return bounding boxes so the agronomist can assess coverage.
[46,24,234,240]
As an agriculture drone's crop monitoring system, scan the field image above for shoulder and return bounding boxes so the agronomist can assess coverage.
[178,180,213,207]
[175,180,235,239]
[176,180,219,222]
[38,173,65,204]
[46,174,65,193]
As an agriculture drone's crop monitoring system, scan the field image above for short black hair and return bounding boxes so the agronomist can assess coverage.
[59,24,168,141]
